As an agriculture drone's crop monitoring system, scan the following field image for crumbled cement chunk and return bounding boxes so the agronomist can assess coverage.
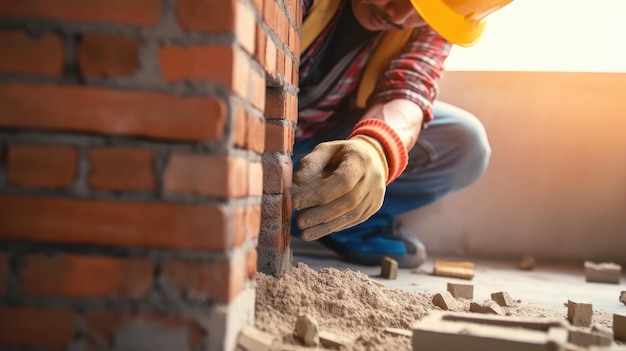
[381,257,398,280]
[447,282,473,299]
[237,326,274,351]
[620,291,626,306]
[383,327,412,337]
[294,313,319,347]
[432,291,457,311]
[615,313,626,342]
[568,329,613,348]
[584,261,622,284]
[519,255,536,270]
[469,301,505,315]
[319,330,351,349]
[491,291,514,307]
[567,300,593,327]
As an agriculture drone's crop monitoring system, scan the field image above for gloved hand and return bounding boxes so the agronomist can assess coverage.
[292,135,389,241]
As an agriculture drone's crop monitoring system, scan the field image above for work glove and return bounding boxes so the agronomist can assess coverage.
[292,134,389,241]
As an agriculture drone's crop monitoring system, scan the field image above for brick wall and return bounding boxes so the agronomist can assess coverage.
[0,0,300,350]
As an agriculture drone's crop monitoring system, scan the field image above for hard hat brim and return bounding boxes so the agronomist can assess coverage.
[409,0,487,47]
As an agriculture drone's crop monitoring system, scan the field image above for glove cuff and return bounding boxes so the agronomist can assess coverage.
[348,118,408,185]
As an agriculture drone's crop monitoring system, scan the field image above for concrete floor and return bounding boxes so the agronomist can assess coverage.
[291,238,626,314]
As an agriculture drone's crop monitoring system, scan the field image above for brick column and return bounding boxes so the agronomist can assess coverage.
[0,0,300,349]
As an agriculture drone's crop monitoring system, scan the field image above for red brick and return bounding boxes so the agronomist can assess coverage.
[248,113,265,154]
[246,205,261,241]
[20,254,153,299]
[276,49,285,77]
[251,0,263,13]
[255,24,266,67]
[0,0,163,26]
[89,147,156,191]
[77,34,139,78]
[0,253,8,294]
[288,93,299,123]
[263,160,292,194]
[8,144,77,189]
[0,196,228,251]
[164,153,248,199]
[177,0,235,32]
[161,256,245,302]
[284,54,293,83]
[0,30,64,76]
[0,83,226,142]
[159,45,249,98]
[246,247,258,279]
[233,207,246,248]
[249,161,263,196]
[265,123,294,153]
[236,1,256,55]
[265,35,276,76]
[263,0,279,35]
[0,306,74,350]
[265,90,288,120]
[249,68,266,112]
[84,312,204,349]
[287,0,298,26]
[232,104,247,148]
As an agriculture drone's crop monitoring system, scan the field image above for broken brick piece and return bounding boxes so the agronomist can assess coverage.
[491,291,514,307]
[447,283,473,299]
[519,255,536,270]
[469,301,505,316]
[294,313,319,347]
[238,326,274,351]
[568,329,613,348]
[319,330,351,350]
[584,261,621,284]
[615,314,626,342]
[381,257,398,280]
[620,291,626,306]
[433,260,474,280]
[567,300,593,327]
[432,291,457,311]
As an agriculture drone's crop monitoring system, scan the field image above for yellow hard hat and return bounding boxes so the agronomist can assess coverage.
[409,0,513,47]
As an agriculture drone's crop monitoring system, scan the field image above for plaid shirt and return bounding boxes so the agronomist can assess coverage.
[297,0,452,140]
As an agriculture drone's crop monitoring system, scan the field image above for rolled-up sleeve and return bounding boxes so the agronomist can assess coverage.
[368,26,451,123]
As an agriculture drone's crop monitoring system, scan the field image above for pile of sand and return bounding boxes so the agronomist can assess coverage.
[255,262,614,351]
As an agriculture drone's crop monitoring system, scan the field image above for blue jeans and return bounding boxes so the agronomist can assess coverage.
[292,101,491,244]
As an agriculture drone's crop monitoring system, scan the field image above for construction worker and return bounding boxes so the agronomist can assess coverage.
[292,0,514,268]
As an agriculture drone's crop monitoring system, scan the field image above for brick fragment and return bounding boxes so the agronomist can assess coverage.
[380,257,398,280]
[237,326,274,351]
[294,313,319,347]
[447,282,473,299]
[433,260,474,280]
[620,291,626,306]
[568,329,612,348]
[319,330,352,349]
[519,255,536,270]
[469,301,505,316]
[615,313,626,342]
[567,300,593,327]
[491,291,514,307]
[432,291,457,311]
[584,261,621,284]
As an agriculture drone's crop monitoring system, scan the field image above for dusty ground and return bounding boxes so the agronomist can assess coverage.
[255,262,616,351]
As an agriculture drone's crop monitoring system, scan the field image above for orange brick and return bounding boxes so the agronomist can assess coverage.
[0,30,64,76]
[0,306,74,349]
[236,1,256,55]
[8,144,77,189]
[89,147,156,191]
[265,35,276,76]
[232,103,247,148]
[164,153,248,199]
[84,312,204,349]
[161,256,245,302]
[263,0,279,35]
[159,45,249,98]
[263,159,292,194]
[247,205,261,241]
[264,123,294,153]
[177,0,235,32]
[0,252,8,294]
[249,68,266,112]
[0,83,226,142]
[76,34,139,77]
[265,90,288,120]
[247,247,258,279]
[248,113,265,154]
[276,49,285,77]
[233,207,246,248]
[249,161,263,196]
[0,196,228,251]
[255,24,266,67]
[20,254,154,299]
[0,0,163,26]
